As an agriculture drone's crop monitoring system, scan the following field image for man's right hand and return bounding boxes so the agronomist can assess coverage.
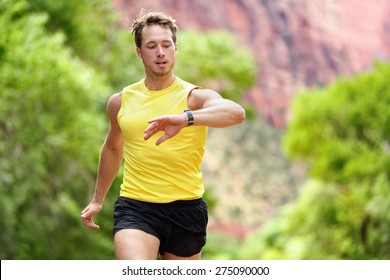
[80,202,102,230]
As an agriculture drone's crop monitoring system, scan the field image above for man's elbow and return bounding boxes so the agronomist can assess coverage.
[233,106,246,124]
[102,141,123,156]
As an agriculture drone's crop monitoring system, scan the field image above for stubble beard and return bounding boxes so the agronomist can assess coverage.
[153,61,175,78]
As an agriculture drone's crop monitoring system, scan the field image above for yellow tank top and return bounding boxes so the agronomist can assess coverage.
[117,77,208,203]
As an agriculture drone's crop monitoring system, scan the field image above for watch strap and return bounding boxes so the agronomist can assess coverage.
[183,109,194,126]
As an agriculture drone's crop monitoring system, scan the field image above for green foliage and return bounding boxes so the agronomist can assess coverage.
[284,63,390,183]
[240,181,366,259]
[0,0,112,259]
[203,232,242,260]
[239,62,390,259]
[25,0,143,91]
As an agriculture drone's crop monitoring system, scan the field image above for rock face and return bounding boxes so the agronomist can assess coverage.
[113,0,390,128]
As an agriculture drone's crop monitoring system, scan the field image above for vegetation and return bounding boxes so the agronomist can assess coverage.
[0,0,256,259]
[238,62,390,259]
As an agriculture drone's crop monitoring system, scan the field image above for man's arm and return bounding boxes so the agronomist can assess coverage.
[81,93,124,229]
[144,89,246,145]
[187,88,246,127]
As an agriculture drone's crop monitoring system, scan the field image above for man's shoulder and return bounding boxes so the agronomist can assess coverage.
[107,92,122,112]
[122,79,145,93]
[175,77,199,90]
[109,92,122,103]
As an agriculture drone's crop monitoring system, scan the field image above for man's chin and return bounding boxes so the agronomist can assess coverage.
[152,70,171,78]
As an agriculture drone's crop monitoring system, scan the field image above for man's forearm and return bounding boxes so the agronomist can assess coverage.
[92,144,123,204]
[191,101,246,128]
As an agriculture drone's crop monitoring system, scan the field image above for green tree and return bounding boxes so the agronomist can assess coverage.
[240,62,390,259]
[25,0,143,91]
[0,0,113,259]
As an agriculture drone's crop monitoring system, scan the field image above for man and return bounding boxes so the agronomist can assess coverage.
[81,10,246,260]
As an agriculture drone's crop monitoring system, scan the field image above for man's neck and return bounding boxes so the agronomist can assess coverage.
[144,74,176,91]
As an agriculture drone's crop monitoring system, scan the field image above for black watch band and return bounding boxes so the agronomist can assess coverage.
[183,109,194,126]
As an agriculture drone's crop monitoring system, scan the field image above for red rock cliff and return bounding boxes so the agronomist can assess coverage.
[113,0,390,128]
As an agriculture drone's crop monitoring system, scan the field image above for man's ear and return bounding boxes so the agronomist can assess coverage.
[136,47,142,59]
[175,43,178,54]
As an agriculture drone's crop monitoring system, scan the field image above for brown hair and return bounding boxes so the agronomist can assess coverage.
[131,10,178,48]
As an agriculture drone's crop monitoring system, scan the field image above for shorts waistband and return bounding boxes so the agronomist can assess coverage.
[119,196,203,208]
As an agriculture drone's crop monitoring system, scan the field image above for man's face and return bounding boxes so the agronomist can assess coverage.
[136,25,177,78]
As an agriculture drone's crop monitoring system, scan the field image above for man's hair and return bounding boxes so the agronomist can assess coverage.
[131,10,178,48]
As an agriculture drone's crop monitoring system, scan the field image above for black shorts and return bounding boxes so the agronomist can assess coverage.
[113,196,208,257]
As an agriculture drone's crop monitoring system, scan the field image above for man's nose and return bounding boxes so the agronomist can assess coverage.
[156,45,165,57]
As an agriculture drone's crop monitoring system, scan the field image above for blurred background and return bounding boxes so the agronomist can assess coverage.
[1,0,390,259]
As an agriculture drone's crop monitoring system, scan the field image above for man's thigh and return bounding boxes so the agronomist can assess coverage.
[114,229,160,260]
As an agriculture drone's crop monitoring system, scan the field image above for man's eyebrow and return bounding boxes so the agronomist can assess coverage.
[145,39,173,44]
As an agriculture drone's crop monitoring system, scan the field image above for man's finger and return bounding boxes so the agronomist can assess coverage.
[144,121,157,133]
[147,117,161,124]
[156,133,170,145]
[81,216,100,230]
[144,130,155,140]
